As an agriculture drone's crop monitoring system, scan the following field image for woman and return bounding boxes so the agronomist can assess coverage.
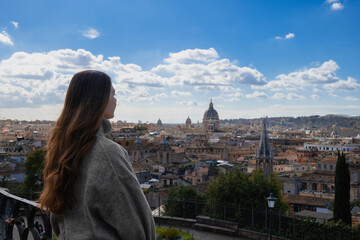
[39,70,155,240]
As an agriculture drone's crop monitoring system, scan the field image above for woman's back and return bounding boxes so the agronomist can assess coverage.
[51,119,155,240]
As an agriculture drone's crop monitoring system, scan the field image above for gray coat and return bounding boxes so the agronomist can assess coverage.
[51,119,156,240]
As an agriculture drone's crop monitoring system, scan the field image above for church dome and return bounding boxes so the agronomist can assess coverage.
[203,101,219,119]
[186,116,191,125]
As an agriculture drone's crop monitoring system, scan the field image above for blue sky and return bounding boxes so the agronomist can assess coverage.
[0,0,359,123]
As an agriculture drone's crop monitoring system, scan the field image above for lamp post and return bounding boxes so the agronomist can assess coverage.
[267,193,276,240]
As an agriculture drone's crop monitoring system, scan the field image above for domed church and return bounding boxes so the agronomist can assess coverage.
[203,100,220,131]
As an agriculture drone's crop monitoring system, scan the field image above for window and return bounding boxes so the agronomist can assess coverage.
[330,165,333,170]
[324,164,327,169]
[318,164,321,169]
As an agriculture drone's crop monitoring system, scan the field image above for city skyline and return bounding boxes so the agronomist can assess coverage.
[1,0,360,123]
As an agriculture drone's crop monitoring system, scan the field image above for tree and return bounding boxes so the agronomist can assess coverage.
[334,152,351,225]
[21,148,46,199]
[164,186,205,218]
[207,169,288,211]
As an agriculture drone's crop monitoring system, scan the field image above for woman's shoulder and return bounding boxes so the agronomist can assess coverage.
[94,135,134,178]
[97,135,128,158]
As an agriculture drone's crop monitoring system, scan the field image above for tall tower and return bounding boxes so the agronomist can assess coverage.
[255,119,273,178]
[157,137,171,164]
[186,116,192,128]
[131,135,144,162]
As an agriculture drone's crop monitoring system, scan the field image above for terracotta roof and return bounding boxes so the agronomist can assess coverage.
[319,159,337,164]
[284,194,330,207]
[298,172,334,183]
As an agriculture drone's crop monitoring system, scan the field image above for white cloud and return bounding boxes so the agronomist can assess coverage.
[0,48,146,107]
[221,104,360,119]
[252,60,342,91]
[246,91,268,99]
[271,93,305,100]
[164,48,219,64]
[0,31,14,46]
[287,93,305,100]
[227,98,241,102]
[285,33,295,39]
[344,96,360,101]
[177,100,200,106]
[226,92,243,98]
[194,85,238,92]
[11,21,19,29]
[331,2,344,10]
[313,88,322,93]
[171,90,192,97]
[326,0,338,3]
[311,94,320,100]
[152,48,267,87]
[122,86,168,103]
[3,48,254,108]
[324,77,360,92]
[275,33,295,40]
[81,28,100,39]
[271,93,286,100]
[224,92,244,102]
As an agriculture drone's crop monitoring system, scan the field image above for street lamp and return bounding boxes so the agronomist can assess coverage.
[267,193,276,240]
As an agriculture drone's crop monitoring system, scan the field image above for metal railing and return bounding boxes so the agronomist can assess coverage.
[0,189,53,240]
[156,196,360,240]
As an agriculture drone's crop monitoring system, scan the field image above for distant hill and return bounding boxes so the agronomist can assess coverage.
[221,115,360,129]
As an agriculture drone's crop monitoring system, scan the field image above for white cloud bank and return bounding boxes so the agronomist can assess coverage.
[0,47,359,121]
[0,31,14,46]
[153,48,267,88]
[0,48,267,108]
[252,60,357,92]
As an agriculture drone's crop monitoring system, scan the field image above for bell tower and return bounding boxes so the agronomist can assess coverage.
[131,135,144,162]
[255,119,273,178]
[158,137,171,164]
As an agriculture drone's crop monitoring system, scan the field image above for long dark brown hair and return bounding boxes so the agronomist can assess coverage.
[39,70,111,214]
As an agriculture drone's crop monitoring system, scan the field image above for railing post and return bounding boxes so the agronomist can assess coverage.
[195,198,198,217]
[238,203,241,227]
[279,209,281,233]
[265,207,267,231]
[158,194,161,216]
[251,205,254,227]
[210,201,212,218]
[224,204,226,221]
[293,215,295,236]
[0,190,54,240]
[182,197,185,218]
